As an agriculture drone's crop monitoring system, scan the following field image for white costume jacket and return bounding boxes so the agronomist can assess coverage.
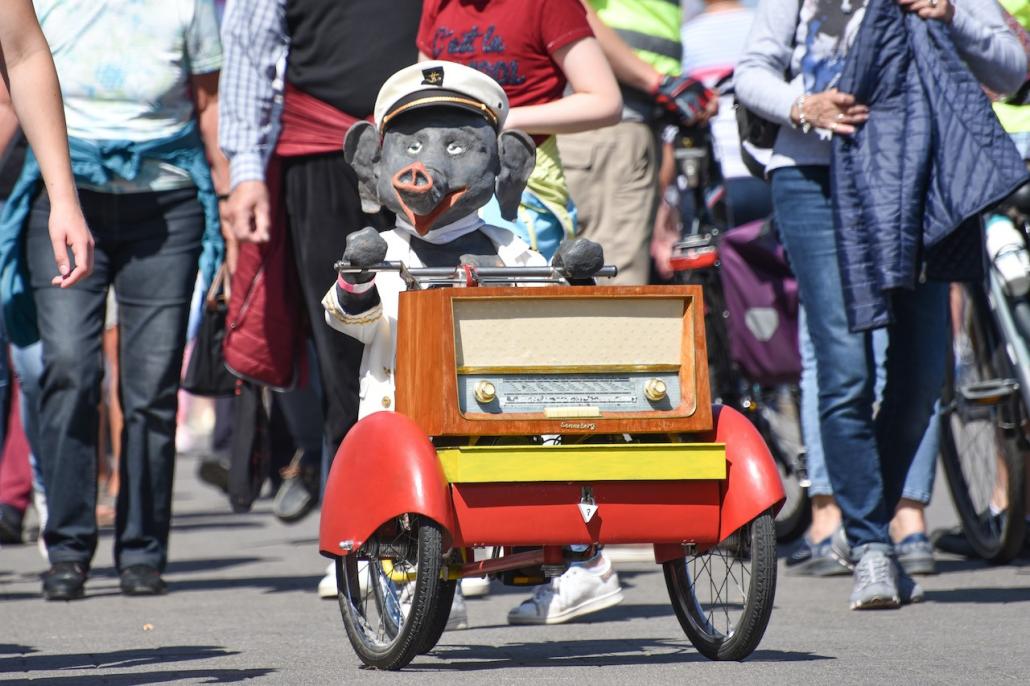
[323,224,546,420]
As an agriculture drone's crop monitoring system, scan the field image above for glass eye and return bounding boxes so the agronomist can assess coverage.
[407,141,422,154]
[446,142,465,155]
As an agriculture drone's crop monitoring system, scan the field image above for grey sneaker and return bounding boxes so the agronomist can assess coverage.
[896,561,925,605]
[849,548,900,610]
[786,526,852,576]
[895,533,936,575]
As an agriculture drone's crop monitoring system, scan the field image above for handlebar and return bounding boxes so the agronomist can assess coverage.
[333,260,618,290]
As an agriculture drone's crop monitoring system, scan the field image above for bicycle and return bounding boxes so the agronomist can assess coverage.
[938,183,1030,563]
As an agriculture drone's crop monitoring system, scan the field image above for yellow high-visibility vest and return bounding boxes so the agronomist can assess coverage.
[590,0,682,77]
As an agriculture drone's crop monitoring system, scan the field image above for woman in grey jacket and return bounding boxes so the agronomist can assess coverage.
[735,0,1025,610]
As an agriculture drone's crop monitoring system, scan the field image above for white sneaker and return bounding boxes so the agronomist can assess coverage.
[398,583,469,631]
[318,561,337,599]
[446,586,469,631]
[460,576,491,598]
[507,554,623,625]
[319,560,369,599]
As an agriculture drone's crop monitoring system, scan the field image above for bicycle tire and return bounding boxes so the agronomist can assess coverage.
[336,515,445,670]
[939,285,1027,563]
[664,511,777,661]
[417,578,457,654]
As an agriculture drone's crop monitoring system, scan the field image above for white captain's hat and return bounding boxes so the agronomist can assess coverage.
[374,60,508,133]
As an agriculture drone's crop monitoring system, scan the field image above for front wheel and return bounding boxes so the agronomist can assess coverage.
[664,512,777,661]
[336,515,445,670]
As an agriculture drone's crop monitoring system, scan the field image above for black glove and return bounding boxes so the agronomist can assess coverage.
[552,237,604,282]
[653,75,715,128]
[338,227,387,284]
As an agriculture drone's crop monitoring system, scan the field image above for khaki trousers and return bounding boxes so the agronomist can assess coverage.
[558,122,660,285]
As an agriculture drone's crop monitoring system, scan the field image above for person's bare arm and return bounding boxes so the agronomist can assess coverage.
[580,0,662,93]
[503,37,622,135]
[191,70,237,272]
[0,81,20,158]
[0,0,91,286]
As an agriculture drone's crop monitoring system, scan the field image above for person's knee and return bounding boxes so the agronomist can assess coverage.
[42,341,101,394]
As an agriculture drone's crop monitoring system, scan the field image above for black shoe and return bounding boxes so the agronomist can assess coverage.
[42,562,87,601]
[272,451,318,524]
[0,503,24,544]
[119,565,167,596]
[931,526,978,558]
[196,453,230,494]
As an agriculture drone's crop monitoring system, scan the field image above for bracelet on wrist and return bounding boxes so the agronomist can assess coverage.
[337,274,376,294]
[794,94,812,134]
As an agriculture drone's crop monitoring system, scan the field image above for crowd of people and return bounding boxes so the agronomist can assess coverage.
[0,0,1027,629]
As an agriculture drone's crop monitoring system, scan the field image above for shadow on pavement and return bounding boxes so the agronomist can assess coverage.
[924,586,1030,604]
[0,646,246,672]
[165,557,266,575]
[420,639,832,670]
[0,644,38,655]
[7,668,274,684]
[168,574,321,594]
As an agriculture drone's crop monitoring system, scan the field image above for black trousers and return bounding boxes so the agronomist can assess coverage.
[282,152,380,451]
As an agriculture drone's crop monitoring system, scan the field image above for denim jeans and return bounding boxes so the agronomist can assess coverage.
[799,307,940,505]
[10,342,45,501]
[27,187,203,571]
[771,166,948,548]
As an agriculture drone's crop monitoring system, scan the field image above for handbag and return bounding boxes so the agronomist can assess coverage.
[735,103,781,178]
[228,381,272,513]
[182,265,237,397]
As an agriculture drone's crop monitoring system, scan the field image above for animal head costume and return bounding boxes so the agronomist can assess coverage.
[344,61,535,239]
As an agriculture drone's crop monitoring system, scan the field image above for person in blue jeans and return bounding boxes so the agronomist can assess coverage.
[791,307,941,577]
[737,0,1023,610]
[0,0,228,601]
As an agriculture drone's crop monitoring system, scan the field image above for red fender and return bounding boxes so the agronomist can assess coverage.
[318,412,455,557]
[699,405,786,541]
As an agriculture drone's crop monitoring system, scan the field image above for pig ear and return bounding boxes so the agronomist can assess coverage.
[495,130,536,221]
[343,121,383,214]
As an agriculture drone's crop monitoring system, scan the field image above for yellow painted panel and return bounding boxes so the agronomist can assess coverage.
[436,443,725,483]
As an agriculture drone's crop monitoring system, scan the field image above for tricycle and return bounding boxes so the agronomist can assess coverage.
[318,260,785,670]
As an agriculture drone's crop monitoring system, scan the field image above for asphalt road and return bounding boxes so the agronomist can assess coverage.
[2,451,1029,685]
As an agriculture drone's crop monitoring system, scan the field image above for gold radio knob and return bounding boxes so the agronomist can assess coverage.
[474,380,497,404]
[644,378,668,403]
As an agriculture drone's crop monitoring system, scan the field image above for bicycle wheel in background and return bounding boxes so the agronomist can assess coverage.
[939,285,1027,563]
[754,386,810,543]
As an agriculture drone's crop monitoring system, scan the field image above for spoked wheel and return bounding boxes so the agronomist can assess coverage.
[336,514,446,670]
[664,511,777,661]
[940,285,1027,563]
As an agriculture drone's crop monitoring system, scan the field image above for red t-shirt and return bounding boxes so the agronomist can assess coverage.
[417,0,593,109]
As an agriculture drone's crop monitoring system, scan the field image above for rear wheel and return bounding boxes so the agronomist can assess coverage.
[940,285,1027,563]
[664,512,777,661]
[336,515,445,670]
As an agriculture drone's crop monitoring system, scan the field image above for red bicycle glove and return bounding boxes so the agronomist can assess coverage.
[653,75,715,127]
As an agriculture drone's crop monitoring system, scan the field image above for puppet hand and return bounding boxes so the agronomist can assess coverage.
[552,238,605,281]
[340,227,388,283]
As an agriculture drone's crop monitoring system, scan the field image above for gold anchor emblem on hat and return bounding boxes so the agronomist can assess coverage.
[421,66,444,86]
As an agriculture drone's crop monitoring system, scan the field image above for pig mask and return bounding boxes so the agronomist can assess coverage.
[343,109,535,237]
